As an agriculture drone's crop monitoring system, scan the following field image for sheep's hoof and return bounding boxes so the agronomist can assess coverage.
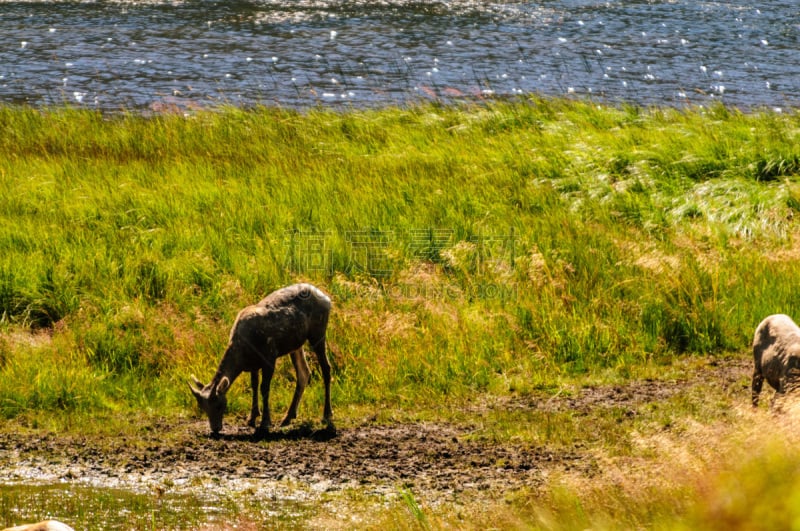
[311,422,337,441]
[323,420,337,436]
[253,426,271,440]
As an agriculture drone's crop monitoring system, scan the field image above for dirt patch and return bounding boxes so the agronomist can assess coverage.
[466,355,751,416]
[0,356,752,504]
[0,420,583,502]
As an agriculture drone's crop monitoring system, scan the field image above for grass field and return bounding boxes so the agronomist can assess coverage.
[1,99,800,529]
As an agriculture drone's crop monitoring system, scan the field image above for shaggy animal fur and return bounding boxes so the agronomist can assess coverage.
[752,314,800,407]
[190,283,334,434]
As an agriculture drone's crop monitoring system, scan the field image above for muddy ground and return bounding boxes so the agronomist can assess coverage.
[0,357,751,505]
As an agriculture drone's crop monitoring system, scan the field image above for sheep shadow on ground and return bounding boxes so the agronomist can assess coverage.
[208,422,337,443]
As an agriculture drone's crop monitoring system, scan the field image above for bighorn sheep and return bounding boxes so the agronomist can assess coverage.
[190,283,334,435]
[752,314,800,407]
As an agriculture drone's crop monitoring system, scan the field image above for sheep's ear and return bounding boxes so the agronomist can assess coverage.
[191,375,205,389]
[216,376,231,396]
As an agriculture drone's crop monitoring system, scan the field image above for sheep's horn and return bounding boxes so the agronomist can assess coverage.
[188,382,202,398]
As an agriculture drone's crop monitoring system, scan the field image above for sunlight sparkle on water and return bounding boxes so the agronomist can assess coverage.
[0,0,796,110]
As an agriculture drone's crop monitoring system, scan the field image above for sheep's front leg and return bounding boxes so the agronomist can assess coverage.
[752,368,764,407]
[281,349,310,427]
[247,370,260,427]
[257,360,276,433]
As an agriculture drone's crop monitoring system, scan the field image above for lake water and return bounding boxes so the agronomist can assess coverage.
[1,0,798,111]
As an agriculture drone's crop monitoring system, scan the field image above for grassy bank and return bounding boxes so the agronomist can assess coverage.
[1,99,800,528]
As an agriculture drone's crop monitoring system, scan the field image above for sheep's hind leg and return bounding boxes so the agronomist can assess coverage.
[280,348,310,427]
[769,376,790,412]
[247,370,260,427]
[310,336,335,432]
[782,364,800,410]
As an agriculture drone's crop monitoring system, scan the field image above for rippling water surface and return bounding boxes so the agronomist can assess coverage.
[1,0,798,111]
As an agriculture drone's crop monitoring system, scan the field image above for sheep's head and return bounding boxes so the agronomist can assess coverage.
[189,375,230,435]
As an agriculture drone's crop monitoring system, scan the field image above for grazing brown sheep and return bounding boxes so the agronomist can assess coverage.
[752,314,800,407]
[190,283,334,435]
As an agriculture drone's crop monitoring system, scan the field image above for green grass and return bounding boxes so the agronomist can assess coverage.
[1,98,800,528]
[0,99,796,410]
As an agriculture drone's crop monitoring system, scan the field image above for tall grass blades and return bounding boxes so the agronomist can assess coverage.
[0,99,798,418]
